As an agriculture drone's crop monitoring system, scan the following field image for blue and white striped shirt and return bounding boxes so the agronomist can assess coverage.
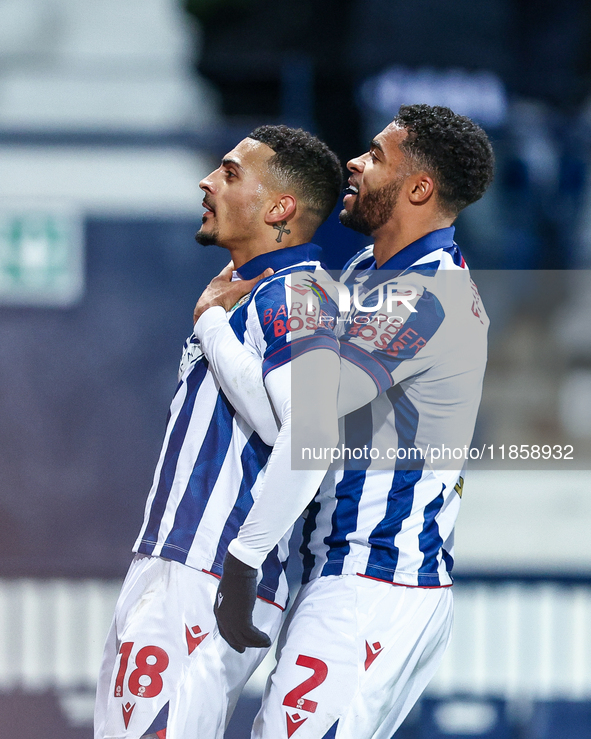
[300,227,488,588]
[133,242,338,608]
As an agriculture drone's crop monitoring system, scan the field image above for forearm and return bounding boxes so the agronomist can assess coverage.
[228,414,328,568]
[229,351,340,568]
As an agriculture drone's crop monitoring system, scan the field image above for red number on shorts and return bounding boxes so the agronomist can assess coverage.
[113,642,170,699]
[128,646,170,698]
[282,655,328,714]
[114,642,133,697]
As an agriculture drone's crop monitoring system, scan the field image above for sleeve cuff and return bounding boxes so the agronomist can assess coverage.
[227,538,265,570]
[193,305,228,341]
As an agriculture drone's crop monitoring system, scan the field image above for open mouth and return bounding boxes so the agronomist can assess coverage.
[343,183,359,196]
[202,200,215,221]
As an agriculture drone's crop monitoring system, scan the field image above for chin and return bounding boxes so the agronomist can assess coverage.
[195,228,219,246]
[339,208,371,236]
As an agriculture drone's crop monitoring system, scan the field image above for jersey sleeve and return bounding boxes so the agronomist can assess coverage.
[250,271,340,378]
[339,278,445,396]
[228,348,340,569]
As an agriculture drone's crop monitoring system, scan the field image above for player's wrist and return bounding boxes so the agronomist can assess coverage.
[222,550,257,578]
[227,538,265,569]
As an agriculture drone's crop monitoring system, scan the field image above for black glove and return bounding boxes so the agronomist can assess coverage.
[214,551,272,653]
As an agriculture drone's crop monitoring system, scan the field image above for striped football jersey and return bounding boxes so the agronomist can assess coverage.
[133,242,338,608]
[300,227,488,588]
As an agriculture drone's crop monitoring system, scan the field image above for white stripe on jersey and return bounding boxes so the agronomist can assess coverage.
[301,227,487,589]
[133,242,338,608]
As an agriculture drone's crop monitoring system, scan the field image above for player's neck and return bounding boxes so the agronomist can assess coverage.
[228,230,310,269]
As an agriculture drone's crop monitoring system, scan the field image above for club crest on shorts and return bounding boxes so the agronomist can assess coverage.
[364,640,383,670]
[122,701,135,728]
[286,712,308,738]
[185,624,209,655]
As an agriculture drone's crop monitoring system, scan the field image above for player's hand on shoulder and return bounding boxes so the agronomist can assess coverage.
[193,262,274,324]
[214,551,272,653]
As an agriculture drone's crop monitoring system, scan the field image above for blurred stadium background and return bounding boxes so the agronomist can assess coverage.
[1,1,591,737]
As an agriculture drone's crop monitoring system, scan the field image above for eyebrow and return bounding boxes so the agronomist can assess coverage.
[221,157,244,171]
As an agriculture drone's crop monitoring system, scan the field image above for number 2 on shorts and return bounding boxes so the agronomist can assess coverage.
[282,655,328,714]
[114,642,170,698]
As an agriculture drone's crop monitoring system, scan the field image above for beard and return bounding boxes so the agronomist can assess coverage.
[339,178,403,236]
[195,226,219,246]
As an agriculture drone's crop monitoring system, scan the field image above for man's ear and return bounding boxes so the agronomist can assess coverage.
[264,194,297,224]
[408,173,435,205]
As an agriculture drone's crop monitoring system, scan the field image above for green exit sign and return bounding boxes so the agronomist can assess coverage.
[0,203,84,306]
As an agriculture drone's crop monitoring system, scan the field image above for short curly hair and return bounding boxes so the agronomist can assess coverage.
[393,105,494,217]
[249,125,343,226]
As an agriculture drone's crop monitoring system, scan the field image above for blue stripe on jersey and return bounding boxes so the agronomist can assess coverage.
[417,484,445,587]
[159,390,236,560]
[319,403,373,575]
[139,359,209,554]
[258,544,284,601]
[262,333,339,378]
[228,298,249,342]
[320,470,367,577]
[343,401,374,471]
[300,497,321,585]
[339,341,393,395]
[210,433,273,574]
[365,385,422,581]
[442,547,454,574]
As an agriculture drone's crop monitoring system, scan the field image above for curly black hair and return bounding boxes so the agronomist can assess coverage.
[249,125,343,226]
[394,105,494,216]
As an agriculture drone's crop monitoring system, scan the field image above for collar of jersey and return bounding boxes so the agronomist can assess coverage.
[375,226,456,272]
[236,242,323,280]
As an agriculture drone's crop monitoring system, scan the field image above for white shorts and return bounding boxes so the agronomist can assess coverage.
[253,575,453,739]
[94,555,283,739]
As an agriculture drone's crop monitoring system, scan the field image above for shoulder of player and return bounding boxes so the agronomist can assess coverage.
[341,246,374,281]
[241,262,324,326]
[248,262,323,301]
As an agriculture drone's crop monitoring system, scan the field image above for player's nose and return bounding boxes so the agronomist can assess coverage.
[347,155,365,173]
[199,172,216,192]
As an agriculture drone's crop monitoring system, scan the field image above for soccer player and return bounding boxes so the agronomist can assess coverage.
[194,105,495,739]
[94,125,343,739]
